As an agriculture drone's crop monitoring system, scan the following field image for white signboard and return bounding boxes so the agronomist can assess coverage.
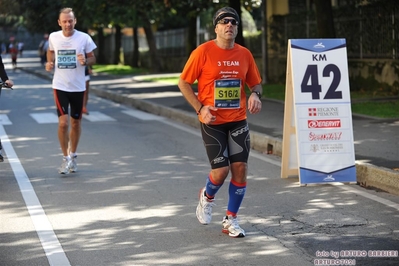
[281,39,356,185]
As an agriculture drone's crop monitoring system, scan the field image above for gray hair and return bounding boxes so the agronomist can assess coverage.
[59,7,75,18]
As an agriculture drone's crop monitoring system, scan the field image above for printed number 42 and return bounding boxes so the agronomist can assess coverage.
[301,64,342,100]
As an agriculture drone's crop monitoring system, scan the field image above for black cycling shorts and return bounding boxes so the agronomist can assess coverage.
[200,119,250,169]
[53,89,84,119]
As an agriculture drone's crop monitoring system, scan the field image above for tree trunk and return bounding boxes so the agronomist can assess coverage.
[142,22,161,73]
[186,15,197,55]
[132,27,139,68]
[96,26,106,64]
[314,0,336,38]
[113,24,122,64]
[229,0,245,47]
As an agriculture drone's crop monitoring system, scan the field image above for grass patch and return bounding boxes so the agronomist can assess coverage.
[262,84,286,101]
[92,64,148,76]
[351,101,399,118]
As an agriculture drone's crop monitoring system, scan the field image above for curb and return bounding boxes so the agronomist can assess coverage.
[22,68,399,196]
[356,163,399,195]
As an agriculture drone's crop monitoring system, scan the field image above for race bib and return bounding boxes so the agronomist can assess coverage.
[214,79,241,108]
[57,49,77,69]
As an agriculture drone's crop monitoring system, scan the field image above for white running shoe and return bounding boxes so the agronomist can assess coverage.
[196,187,215,224]
[59,157,70,174]
[68,155,77,173]
[222,215,246,238]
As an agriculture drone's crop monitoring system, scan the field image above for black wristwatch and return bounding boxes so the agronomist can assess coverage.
[252,91,261,99]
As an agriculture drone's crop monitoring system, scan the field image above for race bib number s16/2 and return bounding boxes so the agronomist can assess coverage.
[57,49,77,69]
[214,79,241,108]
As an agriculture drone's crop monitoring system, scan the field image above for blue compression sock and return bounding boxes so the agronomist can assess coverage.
[205,174,223,199]
[227,180,247,216]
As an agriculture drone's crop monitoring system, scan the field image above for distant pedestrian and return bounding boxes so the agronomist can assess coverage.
[17,42,24,57]
[0,54,14,162]
[178,7,263,238]
[45,7,97,174]
[38,34,49,65]
[8,41,18,68]
[1,42,6,54]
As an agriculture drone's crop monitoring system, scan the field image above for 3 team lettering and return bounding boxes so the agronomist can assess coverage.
[218,60,240,67]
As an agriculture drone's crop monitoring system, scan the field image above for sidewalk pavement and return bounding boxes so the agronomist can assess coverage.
[17,52,399,195]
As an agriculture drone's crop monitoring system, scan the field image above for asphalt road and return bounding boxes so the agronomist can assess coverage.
[0,52,398,266]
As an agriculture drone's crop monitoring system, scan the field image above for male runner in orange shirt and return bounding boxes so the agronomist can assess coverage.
[178,6,263,238]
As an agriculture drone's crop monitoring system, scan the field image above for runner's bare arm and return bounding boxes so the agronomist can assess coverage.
[178,78,203,114]
[178,78,217,124]
[78,51,96,66]
[46,49,54,64]
[248,84,262,114]
[45,50,55,71]
[85,51,96,66]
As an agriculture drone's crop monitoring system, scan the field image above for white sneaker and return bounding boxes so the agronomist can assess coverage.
[196,187,215,224]
[59,157,70,174]
[222,215,245,238]
[68,155,77,173]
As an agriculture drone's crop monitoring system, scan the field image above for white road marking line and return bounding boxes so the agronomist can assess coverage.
[337,184,399,211]
[0,125,71,266]
[160,119,200,136]
[82,111,116,122]
[30,113,59,124]
[122,109,165,121]
[0,114,12,125]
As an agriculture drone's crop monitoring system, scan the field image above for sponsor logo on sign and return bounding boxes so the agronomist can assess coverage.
[320,143,344,152]
[308,119,341,128]
[323,175,335,181]
[310,144,319,152]
[308,107,339,117]
[308,108,317,116]
[310,143,345,153]
[309,131,342,141]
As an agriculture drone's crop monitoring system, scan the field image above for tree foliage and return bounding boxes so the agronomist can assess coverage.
[2,0,263,71]
[15,0,61,33]
[0,0,22,28]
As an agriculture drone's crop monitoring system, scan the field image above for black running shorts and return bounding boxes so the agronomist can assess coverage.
[53,89,84,119]
[200,119,250,169]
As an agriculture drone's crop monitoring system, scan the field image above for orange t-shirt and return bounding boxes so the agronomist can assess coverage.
[180,40,261,125]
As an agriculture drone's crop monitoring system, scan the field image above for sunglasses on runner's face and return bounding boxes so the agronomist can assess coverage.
[218,18,239,25]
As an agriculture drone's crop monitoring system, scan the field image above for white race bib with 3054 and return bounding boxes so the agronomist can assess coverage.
[214,79,241,108]
[57,49,77,69]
